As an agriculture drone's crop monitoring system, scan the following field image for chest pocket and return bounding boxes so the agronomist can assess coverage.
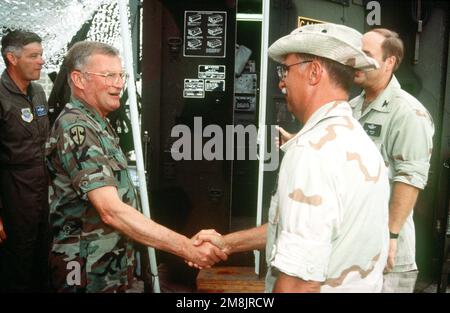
[98,130,127,172]
[106,148,128,172]
[9,104,48,144]
[102,137,138,208]
[371,137,383,151]
[96,126,138,204]
[7,105,34,139]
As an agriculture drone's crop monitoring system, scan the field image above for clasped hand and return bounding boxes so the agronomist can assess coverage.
[185,229,230,269]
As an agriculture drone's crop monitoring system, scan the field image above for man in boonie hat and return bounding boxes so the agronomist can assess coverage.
[191,23,390,293]
[264,22,390,293]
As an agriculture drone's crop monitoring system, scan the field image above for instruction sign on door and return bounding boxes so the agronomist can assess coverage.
[183,79,205,98]
[198,65,226,79]
[184,11,227,58]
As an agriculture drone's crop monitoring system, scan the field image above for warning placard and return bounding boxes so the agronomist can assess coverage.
[297,16,326,27]
[198,65,226,79]
[183,79,204,98]
[205,79,225,92]
[184,11,227,58]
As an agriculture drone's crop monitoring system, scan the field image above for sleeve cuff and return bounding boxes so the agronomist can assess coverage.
[73,165,118,199]
[393,160,430,189]
[271,230,331,282]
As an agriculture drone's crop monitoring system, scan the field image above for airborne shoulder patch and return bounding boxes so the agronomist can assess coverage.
[70,125,86,145]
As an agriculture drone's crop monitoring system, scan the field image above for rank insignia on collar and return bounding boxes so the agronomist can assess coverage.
[21,108,34,123]
[382,100,388,107]
[70,125,86,146]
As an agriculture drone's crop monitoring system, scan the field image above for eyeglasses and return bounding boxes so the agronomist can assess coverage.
[83,71,128,86]
[276,60,312,80]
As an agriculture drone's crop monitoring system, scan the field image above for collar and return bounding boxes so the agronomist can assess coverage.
[281,100,352,152]
[1,70,32,96]
[70,97,108,131]
[351,75,401,115]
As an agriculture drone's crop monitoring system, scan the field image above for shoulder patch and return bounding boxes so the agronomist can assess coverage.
[70,125,86,145]
[35,104,48,117]
[21,108,34,123]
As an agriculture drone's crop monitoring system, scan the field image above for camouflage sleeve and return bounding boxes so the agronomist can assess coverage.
[389,108,434,189]
[57,122,118,199]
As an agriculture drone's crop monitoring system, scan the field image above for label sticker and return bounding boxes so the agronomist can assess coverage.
[183,79,205,98]
[184,11,227,58]
[205,79,225,92]
[198,65,226,79]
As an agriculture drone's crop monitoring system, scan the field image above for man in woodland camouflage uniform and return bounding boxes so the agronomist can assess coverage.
[46,41,227,292]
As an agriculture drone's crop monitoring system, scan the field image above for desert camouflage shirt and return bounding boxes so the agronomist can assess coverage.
[46,97,137,292]
[266,101,390,292]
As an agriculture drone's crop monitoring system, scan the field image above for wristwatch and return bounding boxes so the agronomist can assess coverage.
[389,231,399,239]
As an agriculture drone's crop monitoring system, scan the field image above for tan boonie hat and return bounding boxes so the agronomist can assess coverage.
[268,23,379,70]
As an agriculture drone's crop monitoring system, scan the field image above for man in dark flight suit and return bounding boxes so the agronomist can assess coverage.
[0,30,50,292]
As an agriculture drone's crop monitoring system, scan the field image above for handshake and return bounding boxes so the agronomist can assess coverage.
[184,229,231,269]
[180,224,266,269]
